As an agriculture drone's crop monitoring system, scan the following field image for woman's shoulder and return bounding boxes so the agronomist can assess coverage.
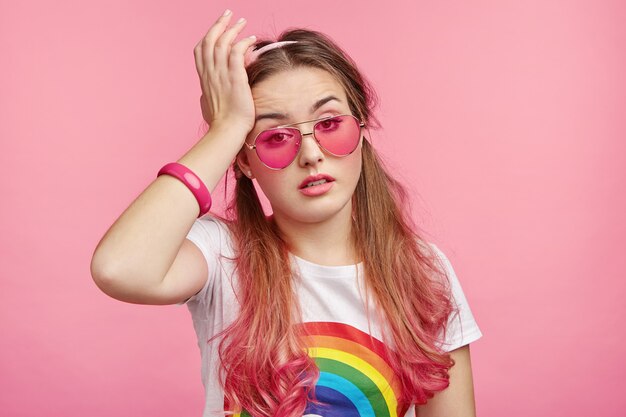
[414,238,457,287]
[187,213,236,255]
[196,213,232,232]
[414,237,445,265]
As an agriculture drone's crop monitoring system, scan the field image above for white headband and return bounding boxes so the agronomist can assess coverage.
[244,41,298,67]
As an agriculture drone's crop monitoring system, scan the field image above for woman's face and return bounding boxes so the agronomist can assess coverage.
[238,67,364,225]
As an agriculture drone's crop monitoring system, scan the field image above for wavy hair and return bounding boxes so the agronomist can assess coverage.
[208,28,458,417]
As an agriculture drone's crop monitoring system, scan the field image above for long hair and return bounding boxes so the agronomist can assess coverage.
[209,28,458,417]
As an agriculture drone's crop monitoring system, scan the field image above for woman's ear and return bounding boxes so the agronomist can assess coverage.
[236,150,254,179]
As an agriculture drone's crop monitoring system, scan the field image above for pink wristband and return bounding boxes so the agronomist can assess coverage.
[157,162,212,218]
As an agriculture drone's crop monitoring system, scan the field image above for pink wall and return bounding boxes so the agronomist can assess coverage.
[1,1,625,416]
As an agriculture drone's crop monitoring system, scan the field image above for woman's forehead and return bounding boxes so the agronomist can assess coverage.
[251,68,349,116]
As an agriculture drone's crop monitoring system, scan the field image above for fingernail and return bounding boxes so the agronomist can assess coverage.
[236,17,246,23]
[223,9,232,16]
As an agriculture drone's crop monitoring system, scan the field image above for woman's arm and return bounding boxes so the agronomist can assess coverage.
[90,11,257,304]
[416,344,477,417]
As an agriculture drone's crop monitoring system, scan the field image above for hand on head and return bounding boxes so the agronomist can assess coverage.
[194,9,257,135]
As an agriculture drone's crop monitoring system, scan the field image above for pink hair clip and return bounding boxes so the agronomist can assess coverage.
[244,41,298,67]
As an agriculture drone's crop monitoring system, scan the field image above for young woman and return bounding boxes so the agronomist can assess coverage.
[91,9,482,417]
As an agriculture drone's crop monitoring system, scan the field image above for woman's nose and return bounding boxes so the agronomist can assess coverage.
[297,130,325,167]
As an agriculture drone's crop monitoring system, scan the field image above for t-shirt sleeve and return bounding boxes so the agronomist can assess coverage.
[430,243,483,352]
[175,216,225,307]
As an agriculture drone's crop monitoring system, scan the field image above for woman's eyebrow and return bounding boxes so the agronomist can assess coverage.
[255,95,341,122]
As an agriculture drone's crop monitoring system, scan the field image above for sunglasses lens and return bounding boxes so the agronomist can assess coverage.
[255,128,301,169]
[315,115,361,155]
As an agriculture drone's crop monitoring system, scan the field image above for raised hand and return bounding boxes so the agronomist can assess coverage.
[194,10,257,134]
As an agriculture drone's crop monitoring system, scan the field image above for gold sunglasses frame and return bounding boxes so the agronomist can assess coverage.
[243,113,366,170]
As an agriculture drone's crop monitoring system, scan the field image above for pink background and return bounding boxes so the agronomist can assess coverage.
[1,0,625,416]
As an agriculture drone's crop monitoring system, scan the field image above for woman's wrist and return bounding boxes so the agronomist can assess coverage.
[174,125,249,194]
[157,163,212,217]
[207,118,253,142]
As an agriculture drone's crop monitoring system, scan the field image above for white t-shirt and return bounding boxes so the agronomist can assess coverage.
[177,215,482,417]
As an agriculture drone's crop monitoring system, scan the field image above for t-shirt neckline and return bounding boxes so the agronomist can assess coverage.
[289,253,363,278]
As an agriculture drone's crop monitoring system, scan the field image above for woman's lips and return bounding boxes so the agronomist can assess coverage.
[299,181,334,196]
[299,174,335,189]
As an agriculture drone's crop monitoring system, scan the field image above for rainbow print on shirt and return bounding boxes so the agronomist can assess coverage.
[226,321,410,417]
